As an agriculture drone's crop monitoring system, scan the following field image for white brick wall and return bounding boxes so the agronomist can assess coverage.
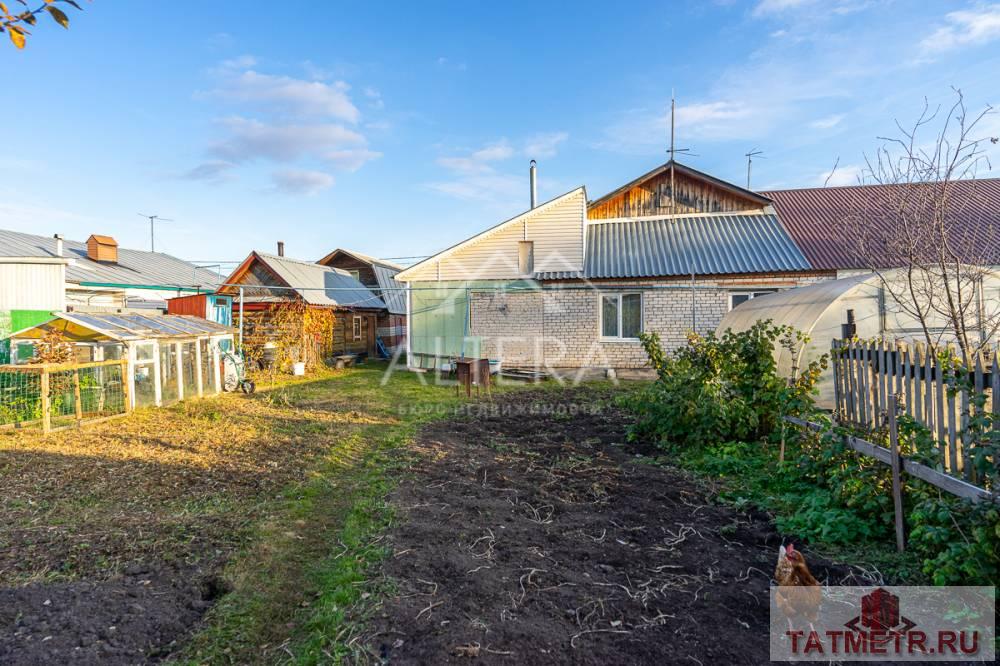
[470,274,833,369]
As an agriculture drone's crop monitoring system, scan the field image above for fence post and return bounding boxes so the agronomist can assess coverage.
[120,359,132,413]
[73,369,83,425]
[40,367,51,434]
[888,394,906,553]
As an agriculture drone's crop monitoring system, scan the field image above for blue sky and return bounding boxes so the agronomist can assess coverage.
[3,1,999,268]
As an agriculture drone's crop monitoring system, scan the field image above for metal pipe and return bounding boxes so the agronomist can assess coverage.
[277,241,285,257]
[238,286,245,353]
[529,160,537,209]
[53,234,63,258]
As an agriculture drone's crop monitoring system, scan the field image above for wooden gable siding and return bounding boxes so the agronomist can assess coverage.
[403,189,586,282]
[227,259,296,300]
[588,169,766,219]
[320,255,378,289]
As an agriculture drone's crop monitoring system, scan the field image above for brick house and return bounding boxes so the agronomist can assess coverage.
[394,161,839,372]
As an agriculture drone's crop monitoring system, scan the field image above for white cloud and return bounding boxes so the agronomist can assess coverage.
[809,113,844,129]
[435,140,514,175]
[425,173,523,203]
[324,148,383,171]
[599,100,762,153]
[817,163,862,186]
[363,86,384,110]
[271,169,335,195]
[181,160,236,182]
[753,0,813,16]
[921,5,1000,53]
[208,117,373,166]
[209,70,360,121]
[523,131,569,159]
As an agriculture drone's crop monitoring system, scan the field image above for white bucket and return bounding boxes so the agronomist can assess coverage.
[292,362,306,376]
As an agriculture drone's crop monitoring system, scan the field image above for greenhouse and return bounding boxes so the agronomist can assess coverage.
[716,269,1000,409]
[7,312,237,409]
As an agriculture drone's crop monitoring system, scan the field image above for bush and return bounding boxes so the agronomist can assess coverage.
[627,321,825,449]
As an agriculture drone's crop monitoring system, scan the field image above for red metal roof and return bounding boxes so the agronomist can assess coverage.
[762,179,1000,270]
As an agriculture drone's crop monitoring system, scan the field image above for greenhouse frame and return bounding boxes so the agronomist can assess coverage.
[8,312,237,408]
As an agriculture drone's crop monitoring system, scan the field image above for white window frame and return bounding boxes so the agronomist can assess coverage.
[598,292,643,341]
[352,316,362,341]
[728,289,778,311]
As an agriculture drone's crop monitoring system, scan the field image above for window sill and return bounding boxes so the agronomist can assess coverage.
[598,337,643,344]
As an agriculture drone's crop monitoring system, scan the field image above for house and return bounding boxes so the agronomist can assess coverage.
[316,248,407,354]
[217,249,386,368]
[166,293,234,327]
[394,161,833,372]
[0,228,221,363]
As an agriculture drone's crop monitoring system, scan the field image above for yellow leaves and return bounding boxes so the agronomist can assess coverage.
[7,24,24,49]
[45,4,69,29]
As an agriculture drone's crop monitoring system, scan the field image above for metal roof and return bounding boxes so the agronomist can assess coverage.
[11,312,232,342]
[372,264,407,314]
[0,228,221,288]
[252,253,386,309]
[579,213,810,279]
[762,179,1000,270]
[316,247,406,271]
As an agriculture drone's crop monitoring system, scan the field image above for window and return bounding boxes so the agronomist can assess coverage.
[518,240,534,275]
[599,293,642,340]
[729,290,777,310]
[349,269,361,281]
[352,316,362,341]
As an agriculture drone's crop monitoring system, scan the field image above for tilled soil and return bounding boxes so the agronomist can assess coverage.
[0,564,224,665]
[374,387,871,665]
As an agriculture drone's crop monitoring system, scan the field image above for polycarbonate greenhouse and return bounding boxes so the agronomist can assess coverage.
[716,270,1000,409]
[9,312,237,408]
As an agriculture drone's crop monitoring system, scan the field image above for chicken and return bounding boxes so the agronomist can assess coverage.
[774,543,821,633]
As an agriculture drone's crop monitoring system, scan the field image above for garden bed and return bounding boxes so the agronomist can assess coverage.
[373,387,871,664]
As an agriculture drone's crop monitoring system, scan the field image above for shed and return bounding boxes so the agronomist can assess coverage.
[9,313,236,408]
[166,293,234,326]
[716,270,1000,408]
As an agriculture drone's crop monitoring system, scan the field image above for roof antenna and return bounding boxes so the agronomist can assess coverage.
[137,213,173,253]
[744,149,765,189]
[666,91,693,215]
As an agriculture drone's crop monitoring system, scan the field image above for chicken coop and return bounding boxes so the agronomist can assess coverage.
[7,312,237,409]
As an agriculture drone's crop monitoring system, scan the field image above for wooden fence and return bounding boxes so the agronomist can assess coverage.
[831,339,998,481]
[0,359,131,434]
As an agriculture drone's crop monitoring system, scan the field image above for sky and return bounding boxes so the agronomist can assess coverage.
[3,1,1000,269]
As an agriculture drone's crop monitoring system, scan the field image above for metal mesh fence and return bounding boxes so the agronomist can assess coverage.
[0,360,128,432]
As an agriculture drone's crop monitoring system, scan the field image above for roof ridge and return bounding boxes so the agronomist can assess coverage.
[762,177,1000,195]
[587,209,772,224]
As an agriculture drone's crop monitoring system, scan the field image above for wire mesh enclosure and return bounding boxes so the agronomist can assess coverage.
[0,360,130,432]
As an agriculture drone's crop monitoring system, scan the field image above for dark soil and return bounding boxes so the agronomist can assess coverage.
[374,387,872,665]
[0,564,225,665]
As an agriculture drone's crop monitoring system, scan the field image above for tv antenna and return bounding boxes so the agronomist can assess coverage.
[137,213,173,253]
[744,149,765,189]
[667,92,696,215]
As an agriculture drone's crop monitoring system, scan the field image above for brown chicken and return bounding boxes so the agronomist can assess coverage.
[774,543,822,632]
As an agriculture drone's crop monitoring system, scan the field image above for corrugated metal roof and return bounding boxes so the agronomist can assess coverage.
[13,312,232,342]
[255,253,386,309]
[534,270,584,280]
[580,213,810,279]
[763,180,1000,270]
[372,264,407,314]
[0,228,221,288]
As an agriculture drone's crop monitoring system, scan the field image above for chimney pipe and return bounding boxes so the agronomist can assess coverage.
[529,160,537,209]
[277,241,285,257]
[53,233,64,258]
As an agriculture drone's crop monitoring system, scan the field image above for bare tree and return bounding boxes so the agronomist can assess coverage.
[843,88,1000,362]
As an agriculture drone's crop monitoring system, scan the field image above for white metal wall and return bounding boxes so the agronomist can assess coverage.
[0,262,65,310]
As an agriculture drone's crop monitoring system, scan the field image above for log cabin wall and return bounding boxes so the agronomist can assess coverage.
[587,168,767,219]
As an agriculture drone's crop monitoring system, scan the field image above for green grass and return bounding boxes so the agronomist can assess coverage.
[173,363,534,665]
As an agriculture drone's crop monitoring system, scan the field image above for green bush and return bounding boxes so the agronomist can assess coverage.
[627,321,825,448]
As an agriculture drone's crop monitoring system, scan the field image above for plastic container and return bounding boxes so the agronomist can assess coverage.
[292,362,306,376]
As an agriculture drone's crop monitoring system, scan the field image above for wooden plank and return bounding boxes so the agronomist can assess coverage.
[881,341,891,428]
[923,346,934,447]
[894,341,904,411]
[947,362,959,475]
[870,341,882,427]
[40,369,51,434]
[888,395,906,552]
[858,341,870,428]
[784,416,993,503]
[902,343,913,419]
[8,359,125,372]
[960,379,971,482]
[992,348,999,418]
[935,346,946,458]
[120,359,132,413]
[845,341,857,424]
[913,343,924,425]
[832,340,843,419]
[73,369,83,423]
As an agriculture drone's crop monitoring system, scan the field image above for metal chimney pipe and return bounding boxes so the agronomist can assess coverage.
[53,233,64,258]
[277,241,285,257]
[529,160,537,209]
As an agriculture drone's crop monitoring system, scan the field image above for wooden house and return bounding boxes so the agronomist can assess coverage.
[316,248,407,354]
[218,251,386,369]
